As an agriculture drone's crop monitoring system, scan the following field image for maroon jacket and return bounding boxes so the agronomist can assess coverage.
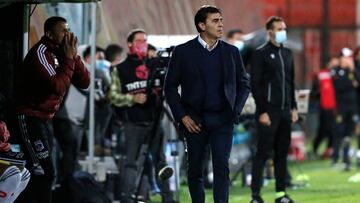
[15,36,90,120]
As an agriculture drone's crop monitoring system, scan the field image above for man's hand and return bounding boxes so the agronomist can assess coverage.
[133,93,147,104]
[259,112,271,126]
[181,115,201,134]
[63,32,78,59]
[291,109,299,123]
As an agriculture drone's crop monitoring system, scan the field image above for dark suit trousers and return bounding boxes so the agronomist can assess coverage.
[251,110,291,194]
[184,122,233,203]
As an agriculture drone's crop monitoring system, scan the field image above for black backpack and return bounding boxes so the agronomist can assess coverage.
[53,171,111,203]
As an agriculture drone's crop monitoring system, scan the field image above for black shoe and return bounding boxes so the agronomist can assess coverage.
[250,195,264,203]
[158,166,174,180]
[163,200,180,203]
[275,195,295,203]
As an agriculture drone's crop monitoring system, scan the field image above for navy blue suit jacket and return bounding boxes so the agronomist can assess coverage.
[164,37,250,124]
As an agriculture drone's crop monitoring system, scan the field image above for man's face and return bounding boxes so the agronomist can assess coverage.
[340,56,354,69]
[128,32,148,59]
[46,21,69,45]
[268,21,286,40]
[199,12,223,39]
[129,33,147,48]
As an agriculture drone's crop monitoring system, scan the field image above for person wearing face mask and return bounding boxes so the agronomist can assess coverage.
[250,16,298,203]
[227,29,244,50]
[13,16,90,203]
[226,29,255,71]
[108,29,176,203]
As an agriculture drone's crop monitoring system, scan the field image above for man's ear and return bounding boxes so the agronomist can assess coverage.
[198,22,206,32]
[45,31,51,38]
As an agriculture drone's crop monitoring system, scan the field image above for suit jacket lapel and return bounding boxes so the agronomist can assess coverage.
[219,41,228,84]
[191,38,205,81]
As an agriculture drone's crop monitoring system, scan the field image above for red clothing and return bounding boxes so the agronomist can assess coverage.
[318,69,336,110]
[0,121,10,151]
[15,36,90,120]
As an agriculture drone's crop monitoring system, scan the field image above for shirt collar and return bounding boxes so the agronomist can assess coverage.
[198,35,219,51]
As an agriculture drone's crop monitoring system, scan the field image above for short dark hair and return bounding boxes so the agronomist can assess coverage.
[266,16,284,30]
[83,46,105,59]
[227,29,243,39]
[105,44,123,62]
[194,5,221,33]
[127,29,146,43]
[148,44,156,51]
[44,16,67,33]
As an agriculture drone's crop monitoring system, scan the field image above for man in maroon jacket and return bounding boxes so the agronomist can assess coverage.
[14,16,90,203]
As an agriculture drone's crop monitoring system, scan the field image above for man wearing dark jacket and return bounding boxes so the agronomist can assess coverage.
[164,5,250,203]
[332,48,358,171]
[250,16,298,203]
[14,16,90,203]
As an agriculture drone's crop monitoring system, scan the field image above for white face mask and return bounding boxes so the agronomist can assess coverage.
[275,30,287,44]
[234,40,245,51]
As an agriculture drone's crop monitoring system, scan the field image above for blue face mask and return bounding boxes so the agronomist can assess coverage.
[96,59,111,70]
[275,30,287,44]
[234,40,245,51]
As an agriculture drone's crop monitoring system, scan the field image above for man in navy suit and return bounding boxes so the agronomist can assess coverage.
[164,5,250,203]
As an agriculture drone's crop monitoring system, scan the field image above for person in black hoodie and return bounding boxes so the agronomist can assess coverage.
[250,16,298,203]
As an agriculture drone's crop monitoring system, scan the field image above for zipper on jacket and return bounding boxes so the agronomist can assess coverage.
[267,82,271,102]
[278,49,285,110]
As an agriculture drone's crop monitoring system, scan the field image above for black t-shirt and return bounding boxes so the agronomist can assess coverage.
[115,55,162,123]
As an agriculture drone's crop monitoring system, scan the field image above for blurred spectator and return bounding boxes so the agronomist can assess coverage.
[53,47,91,182]
[332,47,358,171]
[105,44,124,67]
[226,28,253,68]
[353,47,360,167]
[147,44,157,59]
[226,29,244,49]
[104,44,124,153]
[310,56,339,159]
[83,46,113,155]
